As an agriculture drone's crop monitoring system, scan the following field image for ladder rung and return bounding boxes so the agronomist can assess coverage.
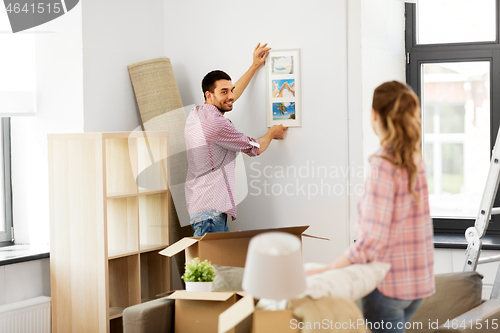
[492,208,500,215]
[479,255,500,265]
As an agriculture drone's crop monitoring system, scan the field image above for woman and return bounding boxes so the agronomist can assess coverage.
[309,81,435,333]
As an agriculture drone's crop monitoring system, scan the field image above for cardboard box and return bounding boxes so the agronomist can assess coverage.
[168,290,254,333]
[162,226,324,333]
[168,290,296,333]
[159,225,324,267]
[252,310,297,333]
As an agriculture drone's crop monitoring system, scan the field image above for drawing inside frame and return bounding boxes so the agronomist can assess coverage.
[266,49,301,127]
[271,56,294,74]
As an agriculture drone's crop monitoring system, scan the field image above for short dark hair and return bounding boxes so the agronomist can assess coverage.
[202,70,232,100]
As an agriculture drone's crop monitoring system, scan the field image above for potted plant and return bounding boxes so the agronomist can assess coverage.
[182,257,216,292]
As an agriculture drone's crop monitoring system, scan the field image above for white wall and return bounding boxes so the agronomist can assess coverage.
[360,1,406,165]
[347,0,364,242]
[82,0,165,132]
[345,0,406,242]
[0,259,50,306]
[164,0,349,264]
[11,4,85,244]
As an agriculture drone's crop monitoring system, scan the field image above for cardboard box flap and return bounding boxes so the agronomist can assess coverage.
[159,238,198,257]
[167,290,235,302]
[201,225,310,241]
[218,294,255,333]
[303,233,329,241]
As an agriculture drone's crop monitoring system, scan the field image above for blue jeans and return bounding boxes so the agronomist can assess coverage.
[362,289,422,333]
[190,210,230,237]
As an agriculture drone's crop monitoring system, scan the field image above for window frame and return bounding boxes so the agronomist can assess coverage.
[406,2,500,236]
[0,118,12,246]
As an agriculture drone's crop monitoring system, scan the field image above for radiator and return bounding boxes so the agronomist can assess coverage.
[0,296,51,333]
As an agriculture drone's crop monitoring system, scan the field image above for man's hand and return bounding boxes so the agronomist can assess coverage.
[270,124,288,140]
[234,42,271,102]
[257,124,288,155]
[252,43,271,69]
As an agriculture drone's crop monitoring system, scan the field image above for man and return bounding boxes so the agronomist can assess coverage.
[185,43,288,237]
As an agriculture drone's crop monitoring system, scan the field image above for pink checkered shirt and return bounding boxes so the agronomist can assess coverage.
[184,104,260,220]
[345,149,435,300]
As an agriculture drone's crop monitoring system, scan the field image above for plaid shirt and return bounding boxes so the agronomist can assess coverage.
[184,104,260,220]
[345,149,435,300]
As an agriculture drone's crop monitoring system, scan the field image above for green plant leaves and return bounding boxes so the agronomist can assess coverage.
[181,257,216,282]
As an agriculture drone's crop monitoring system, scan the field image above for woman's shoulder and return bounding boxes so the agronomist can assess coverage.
[368,149,396,169]
[366,151,398,182]
[369,148,425,168]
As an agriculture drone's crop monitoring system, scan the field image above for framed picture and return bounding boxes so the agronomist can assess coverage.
[266,49,301,127]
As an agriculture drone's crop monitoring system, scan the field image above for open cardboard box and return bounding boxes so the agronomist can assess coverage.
[168,290,296,333]
[159,225,325,267]
[161,226,324,333]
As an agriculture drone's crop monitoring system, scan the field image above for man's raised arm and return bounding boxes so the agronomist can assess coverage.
[233,43,271,102]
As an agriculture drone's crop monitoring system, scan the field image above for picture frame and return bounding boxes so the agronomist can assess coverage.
[266,49,301,127]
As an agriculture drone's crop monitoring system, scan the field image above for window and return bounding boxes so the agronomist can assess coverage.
[422,62,490,218]
[0,6,35,246]
[0,118,12,245]
[417,0,496,45]
[406,1,500,236]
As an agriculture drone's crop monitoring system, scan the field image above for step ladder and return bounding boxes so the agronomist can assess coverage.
[464,126,500,299]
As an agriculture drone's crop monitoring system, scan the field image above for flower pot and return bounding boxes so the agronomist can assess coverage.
[185,281,213,292]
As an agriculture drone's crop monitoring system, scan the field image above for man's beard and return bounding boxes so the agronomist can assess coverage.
[216,102,233,113]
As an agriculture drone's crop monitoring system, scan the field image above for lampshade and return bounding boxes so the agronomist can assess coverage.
[242,232,306,300]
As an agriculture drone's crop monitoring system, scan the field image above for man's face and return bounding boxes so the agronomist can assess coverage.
[206,80,235,113]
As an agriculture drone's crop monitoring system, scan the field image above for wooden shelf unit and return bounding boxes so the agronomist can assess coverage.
[49,132,172,333]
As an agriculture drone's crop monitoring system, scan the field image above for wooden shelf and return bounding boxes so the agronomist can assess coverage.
[138,189,169,195]
[46,131,169,141]
[49,131,171,333]
[109,256,141,317]
[108,251,139,260]
[107,189,168,199]
[140,251,171,302]
[139,244,168,253]
[106,138,138,196]
[106,191,138,199]
[109,307,125,320]
[136,136,168,191]
[107,197,138,257]
[139,193,169,250]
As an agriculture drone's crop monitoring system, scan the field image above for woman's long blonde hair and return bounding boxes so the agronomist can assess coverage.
[372,81,422,201]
